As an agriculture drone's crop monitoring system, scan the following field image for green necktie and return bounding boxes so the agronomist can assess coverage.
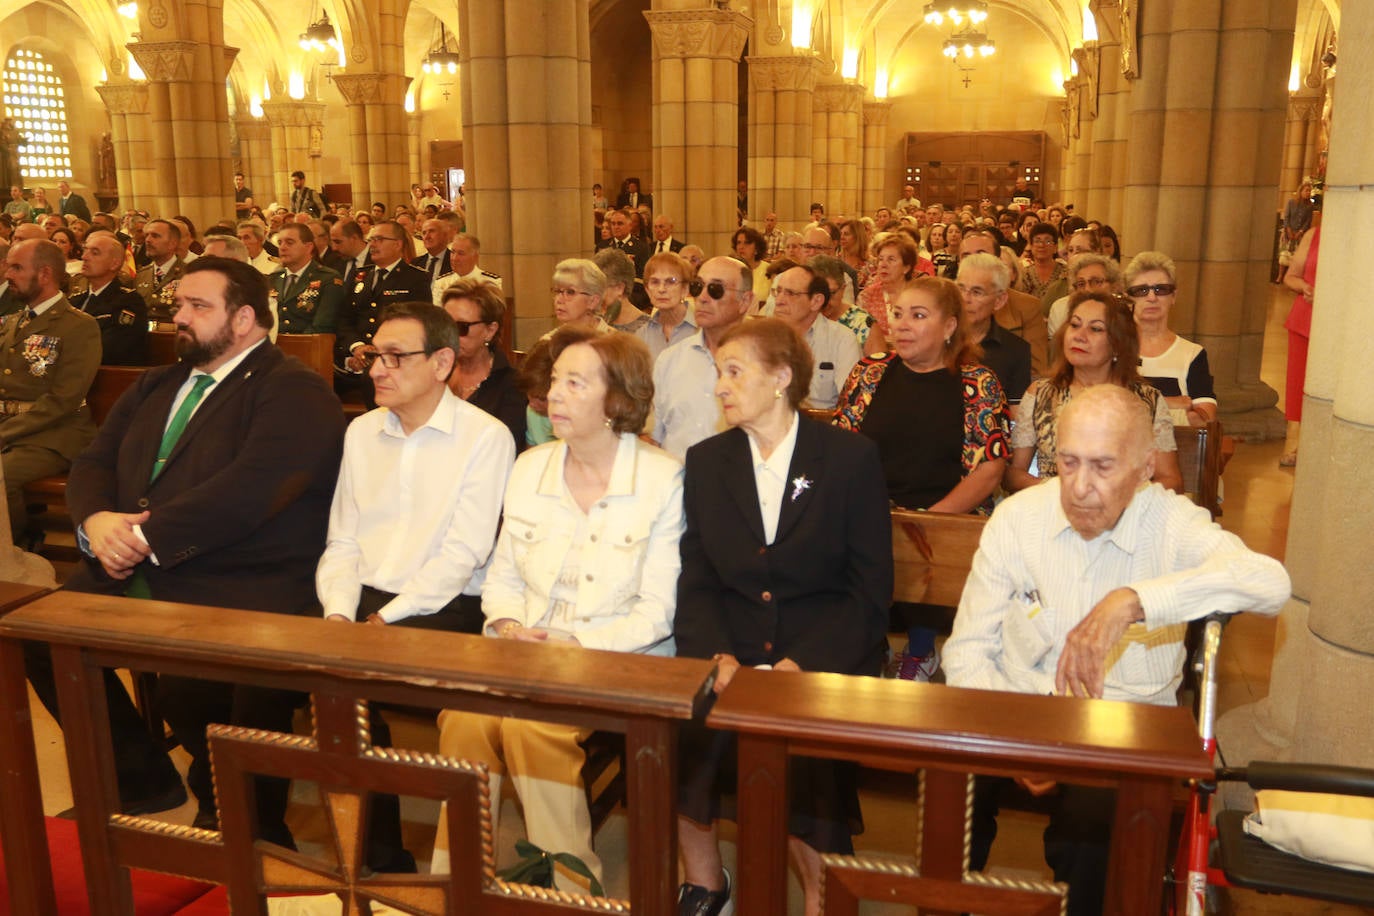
[151,374,215,482]
[127,374,215,598]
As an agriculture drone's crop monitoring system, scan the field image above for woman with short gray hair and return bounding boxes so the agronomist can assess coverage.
[543,258,613,340]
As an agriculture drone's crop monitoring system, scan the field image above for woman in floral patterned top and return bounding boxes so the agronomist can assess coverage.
[1005,290,1183,493]
[833,276,1010,680]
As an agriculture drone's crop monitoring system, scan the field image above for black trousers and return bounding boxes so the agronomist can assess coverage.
[970,776,1114,916]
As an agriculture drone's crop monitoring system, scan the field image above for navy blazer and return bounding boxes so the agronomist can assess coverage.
[674,416,893,675]
[65,342,345,615]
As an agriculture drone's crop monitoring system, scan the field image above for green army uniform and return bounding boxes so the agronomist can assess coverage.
[134,256,186,323]
[270,260,345,334]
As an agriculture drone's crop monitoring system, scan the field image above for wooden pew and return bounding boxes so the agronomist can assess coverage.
[275,332,335,382]
[890,508,987,607]
[711,668,1211,916]
[147,329,178,365]
[0,593,716,915]
[1174,420,1223,519]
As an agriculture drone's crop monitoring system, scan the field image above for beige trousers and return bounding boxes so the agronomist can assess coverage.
[431,709,601,894]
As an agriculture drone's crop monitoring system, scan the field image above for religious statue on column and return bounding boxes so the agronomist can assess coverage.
[98,133,117,192]
[0,118,27,190]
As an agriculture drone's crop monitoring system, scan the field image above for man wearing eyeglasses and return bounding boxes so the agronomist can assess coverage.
[316,303,513,870]
[652,257,755,458]
[335,220,430,403]
[26,255,346,845]
[802,225,859,304]
[771,264,861,411]
[955,253,1033,401]
[958,230,1048,377]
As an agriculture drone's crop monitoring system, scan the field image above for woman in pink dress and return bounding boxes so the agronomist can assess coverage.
[1280,225,1319,467]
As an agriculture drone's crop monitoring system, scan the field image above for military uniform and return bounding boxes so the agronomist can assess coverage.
[269,261,345,335]
[72,282,149,366]
[431,265,503,305]
[334,260,431,404]
[134,257,186,323]
[0,297,101,534]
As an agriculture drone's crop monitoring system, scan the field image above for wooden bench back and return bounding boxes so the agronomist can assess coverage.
[87,366,148,425]
[1174,421,1223,519]
[890,508,987,607]
[147,329,178,365]
[275,333,335,382]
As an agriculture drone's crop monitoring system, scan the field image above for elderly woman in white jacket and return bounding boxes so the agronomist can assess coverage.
[431,325,684,892]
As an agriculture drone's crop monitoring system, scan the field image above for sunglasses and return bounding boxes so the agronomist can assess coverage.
[689,278,747,300]
[453,319,488,336]
[1125,283,1176,298]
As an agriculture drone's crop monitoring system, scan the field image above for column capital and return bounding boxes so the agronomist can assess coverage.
[862,99,893,126]
[331,71,411,106]
[813,82,863,114]
[235,117,272,140]
[126,40,197,82]
[96,80,150,116]
[746,55,820,92]
[223,46,240,72]
[260,99,327,129]
[644,8,752,61]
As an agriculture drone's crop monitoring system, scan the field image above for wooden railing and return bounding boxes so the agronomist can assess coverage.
[0,586,1211,915]
[711,667,1210,916]
[0,592,715,915]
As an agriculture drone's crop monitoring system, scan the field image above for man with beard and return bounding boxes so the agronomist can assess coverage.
[22,256,354,854]
[0,239,101,538]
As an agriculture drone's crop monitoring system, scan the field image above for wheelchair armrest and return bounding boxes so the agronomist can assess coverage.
[1217,761,1374,799]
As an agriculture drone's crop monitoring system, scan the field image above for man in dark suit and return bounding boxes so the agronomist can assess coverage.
[335,220,430,403]
[649,214,685,256]
[269,223,344,335]
[0,239,101,537]
[959,230,1049,377]
[605,208,650,277]
[22,257,367,856]
[416,218,454,286]
[56,180,91,223]
[73,230,148,365]
[614,177,653,214]
[325,217,369,278]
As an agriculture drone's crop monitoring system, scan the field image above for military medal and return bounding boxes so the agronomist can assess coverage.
[22,334,60,377]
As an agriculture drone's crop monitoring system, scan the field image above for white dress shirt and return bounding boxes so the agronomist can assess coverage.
[316,387,515,623]
[482,433,684,655]
[652,330,726,459]
[801,315,862,410]
[943,480,1290,705]
[746,412,799,545]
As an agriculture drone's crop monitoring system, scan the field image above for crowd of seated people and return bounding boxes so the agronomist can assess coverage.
[3,181,1292,916]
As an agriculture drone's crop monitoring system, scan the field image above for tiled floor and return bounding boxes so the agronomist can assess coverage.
[20,285,1371,914]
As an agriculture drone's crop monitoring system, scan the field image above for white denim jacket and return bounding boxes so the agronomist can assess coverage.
[482,433,684,655]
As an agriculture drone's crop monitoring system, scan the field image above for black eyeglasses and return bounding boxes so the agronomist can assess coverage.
[688,278,747,300]
[367,235,404,244]
[360,349,427,369]
[453,319,488,336]
[1125,283,1176,298]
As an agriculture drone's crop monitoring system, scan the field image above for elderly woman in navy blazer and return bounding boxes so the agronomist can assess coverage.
[673,318,893,916]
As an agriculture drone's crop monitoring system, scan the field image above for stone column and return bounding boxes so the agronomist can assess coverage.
[95,79,152,212]
[812,82,863,219]
[746,55,820,229]
[1062,74,1092,213]
[1218,0,1374,771]
[1085,1,1132,225]
[407,112,423,190]
[127,31,235,231]
[860,100,893,219]
[332,73,412,211]
[644,7,752,258]
[458,0,593,346]
[1121,0,1289,438]
[234,118,273,211]
[1279,89,1321,207]
[261,100,325,210]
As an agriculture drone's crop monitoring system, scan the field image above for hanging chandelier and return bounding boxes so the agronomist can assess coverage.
[299,8,341,55]
[422,23,461,75]
[943,29,996,60]
[923,1,989,28]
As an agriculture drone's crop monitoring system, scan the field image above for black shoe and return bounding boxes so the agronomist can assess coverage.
[677,868,733,916]
[121,780,188,816]
[191,809,218,831]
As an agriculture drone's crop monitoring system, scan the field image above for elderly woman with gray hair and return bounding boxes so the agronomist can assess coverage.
[592,247,650,333]
[1126,250,1216,427]
[541,257,614,341]
[1046,252,1123,342]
